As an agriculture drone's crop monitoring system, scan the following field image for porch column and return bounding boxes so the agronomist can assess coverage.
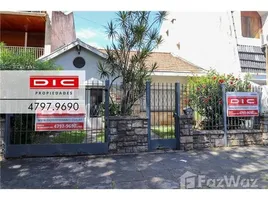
[24,32,28,48]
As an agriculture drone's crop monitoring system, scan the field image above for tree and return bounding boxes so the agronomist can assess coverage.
[0,42,61,70]
[98,11,168,115]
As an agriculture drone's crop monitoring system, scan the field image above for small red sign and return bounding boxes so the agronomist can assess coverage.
[226,92,259,117]
[35,122,84,131]
[30,76,79,89]
[228,110,259,117]
[227,97,258,106]
[35,108,85,131]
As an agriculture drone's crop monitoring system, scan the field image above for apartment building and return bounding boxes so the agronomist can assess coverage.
[158,11,268,85]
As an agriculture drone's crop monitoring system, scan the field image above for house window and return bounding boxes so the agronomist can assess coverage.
[90,89,103,117]
[73,56,85,68]
[241,11,262,39]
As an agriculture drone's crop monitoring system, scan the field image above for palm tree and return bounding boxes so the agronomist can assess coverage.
[98,11,168,115]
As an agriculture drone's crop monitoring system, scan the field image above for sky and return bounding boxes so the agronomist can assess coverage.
[74,11,117,49]
[73,11,160,49]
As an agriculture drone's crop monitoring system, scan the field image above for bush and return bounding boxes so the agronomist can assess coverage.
[188,70,251,130]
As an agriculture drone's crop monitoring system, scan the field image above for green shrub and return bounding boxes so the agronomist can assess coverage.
[188,70,251,130]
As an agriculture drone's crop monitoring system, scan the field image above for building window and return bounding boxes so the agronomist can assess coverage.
[241,11,262,39]
[73,56,85,68]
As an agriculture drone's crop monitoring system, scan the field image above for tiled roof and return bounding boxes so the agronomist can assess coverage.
[99,50,205,74]
[237,45,266,73]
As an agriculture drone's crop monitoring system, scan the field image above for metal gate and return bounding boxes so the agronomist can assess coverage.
[146,82,180,150]
[3,81,110,158]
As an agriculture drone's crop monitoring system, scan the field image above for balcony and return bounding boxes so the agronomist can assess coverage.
[1,46,44,60]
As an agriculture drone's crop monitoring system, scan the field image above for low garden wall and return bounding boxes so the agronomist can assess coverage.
[180,115,268,150]
[192,130,264,149]
[108,116,148,153]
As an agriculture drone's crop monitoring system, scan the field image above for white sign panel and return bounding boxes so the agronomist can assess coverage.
[0,70,85,113]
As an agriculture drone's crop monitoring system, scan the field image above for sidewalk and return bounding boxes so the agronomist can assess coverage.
[1,146,268,189]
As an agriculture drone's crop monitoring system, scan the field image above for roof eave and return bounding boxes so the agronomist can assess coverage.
[38,39,108,61]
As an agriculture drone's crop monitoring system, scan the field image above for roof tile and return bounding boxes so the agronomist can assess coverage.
[99,50,205,73]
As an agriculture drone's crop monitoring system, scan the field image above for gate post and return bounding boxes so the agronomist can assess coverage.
[4,114,11,158]
[221,84,228,147]
[105,80,110,143]
[175,82,180,150]
[146,81,151,151]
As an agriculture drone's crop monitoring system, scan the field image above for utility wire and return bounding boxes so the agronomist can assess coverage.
[75,14,101,26]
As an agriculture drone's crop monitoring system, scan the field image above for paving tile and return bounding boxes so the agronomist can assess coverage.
[1,146,268,189]
[114,180,149,189]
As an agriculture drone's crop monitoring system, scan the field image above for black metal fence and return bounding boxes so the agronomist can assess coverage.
[116,82,263,135]
[7,89,106,146]
[180,83,262,131]
[0,117,4,155]
[2,80,264,157]
[148,83,175,140]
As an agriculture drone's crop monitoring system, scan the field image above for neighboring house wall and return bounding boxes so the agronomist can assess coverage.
[159,11,268,79]
[51,11,76,52]
[151,75,188,84]
[44,11,76,55]
[158,12,241,75]
[261,13,268,39]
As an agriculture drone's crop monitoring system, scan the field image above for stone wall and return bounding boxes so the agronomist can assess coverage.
[108,117,148,153]
[179,114,267,150]
[192,130,264,149]
[179,115,194,150]
[261,115,268,145]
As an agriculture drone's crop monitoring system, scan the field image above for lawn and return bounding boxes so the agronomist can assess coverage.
[151,126,175,139]
[96,131,105,143]
[52,130,105,144]
[52,131,87,144]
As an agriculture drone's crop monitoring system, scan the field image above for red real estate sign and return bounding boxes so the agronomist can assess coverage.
[226,92,259,117]
[35,103,86,131]
[35,113,85,131]
[30,76,79,89]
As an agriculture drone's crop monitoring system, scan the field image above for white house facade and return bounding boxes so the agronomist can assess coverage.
[158,11,268,85]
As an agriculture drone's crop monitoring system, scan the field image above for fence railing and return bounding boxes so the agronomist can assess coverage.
[2,81,264,146]
[1,46,44,60]
[110,82,263,131]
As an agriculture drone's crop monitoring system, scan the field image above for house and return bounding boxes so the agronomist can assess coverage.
[0,11,76,59]
[39,38,205,125]
[158,11,268,85]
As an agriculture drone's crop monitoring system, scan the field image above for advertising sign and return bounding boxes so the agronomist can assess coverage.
[226,92,259,117]
[34,101,86,131]
[35,112,85,131]
[0,70,85,114]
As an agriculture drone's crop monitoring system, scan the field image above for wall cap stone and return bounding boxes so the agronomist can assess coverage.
[193,129,262,135]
